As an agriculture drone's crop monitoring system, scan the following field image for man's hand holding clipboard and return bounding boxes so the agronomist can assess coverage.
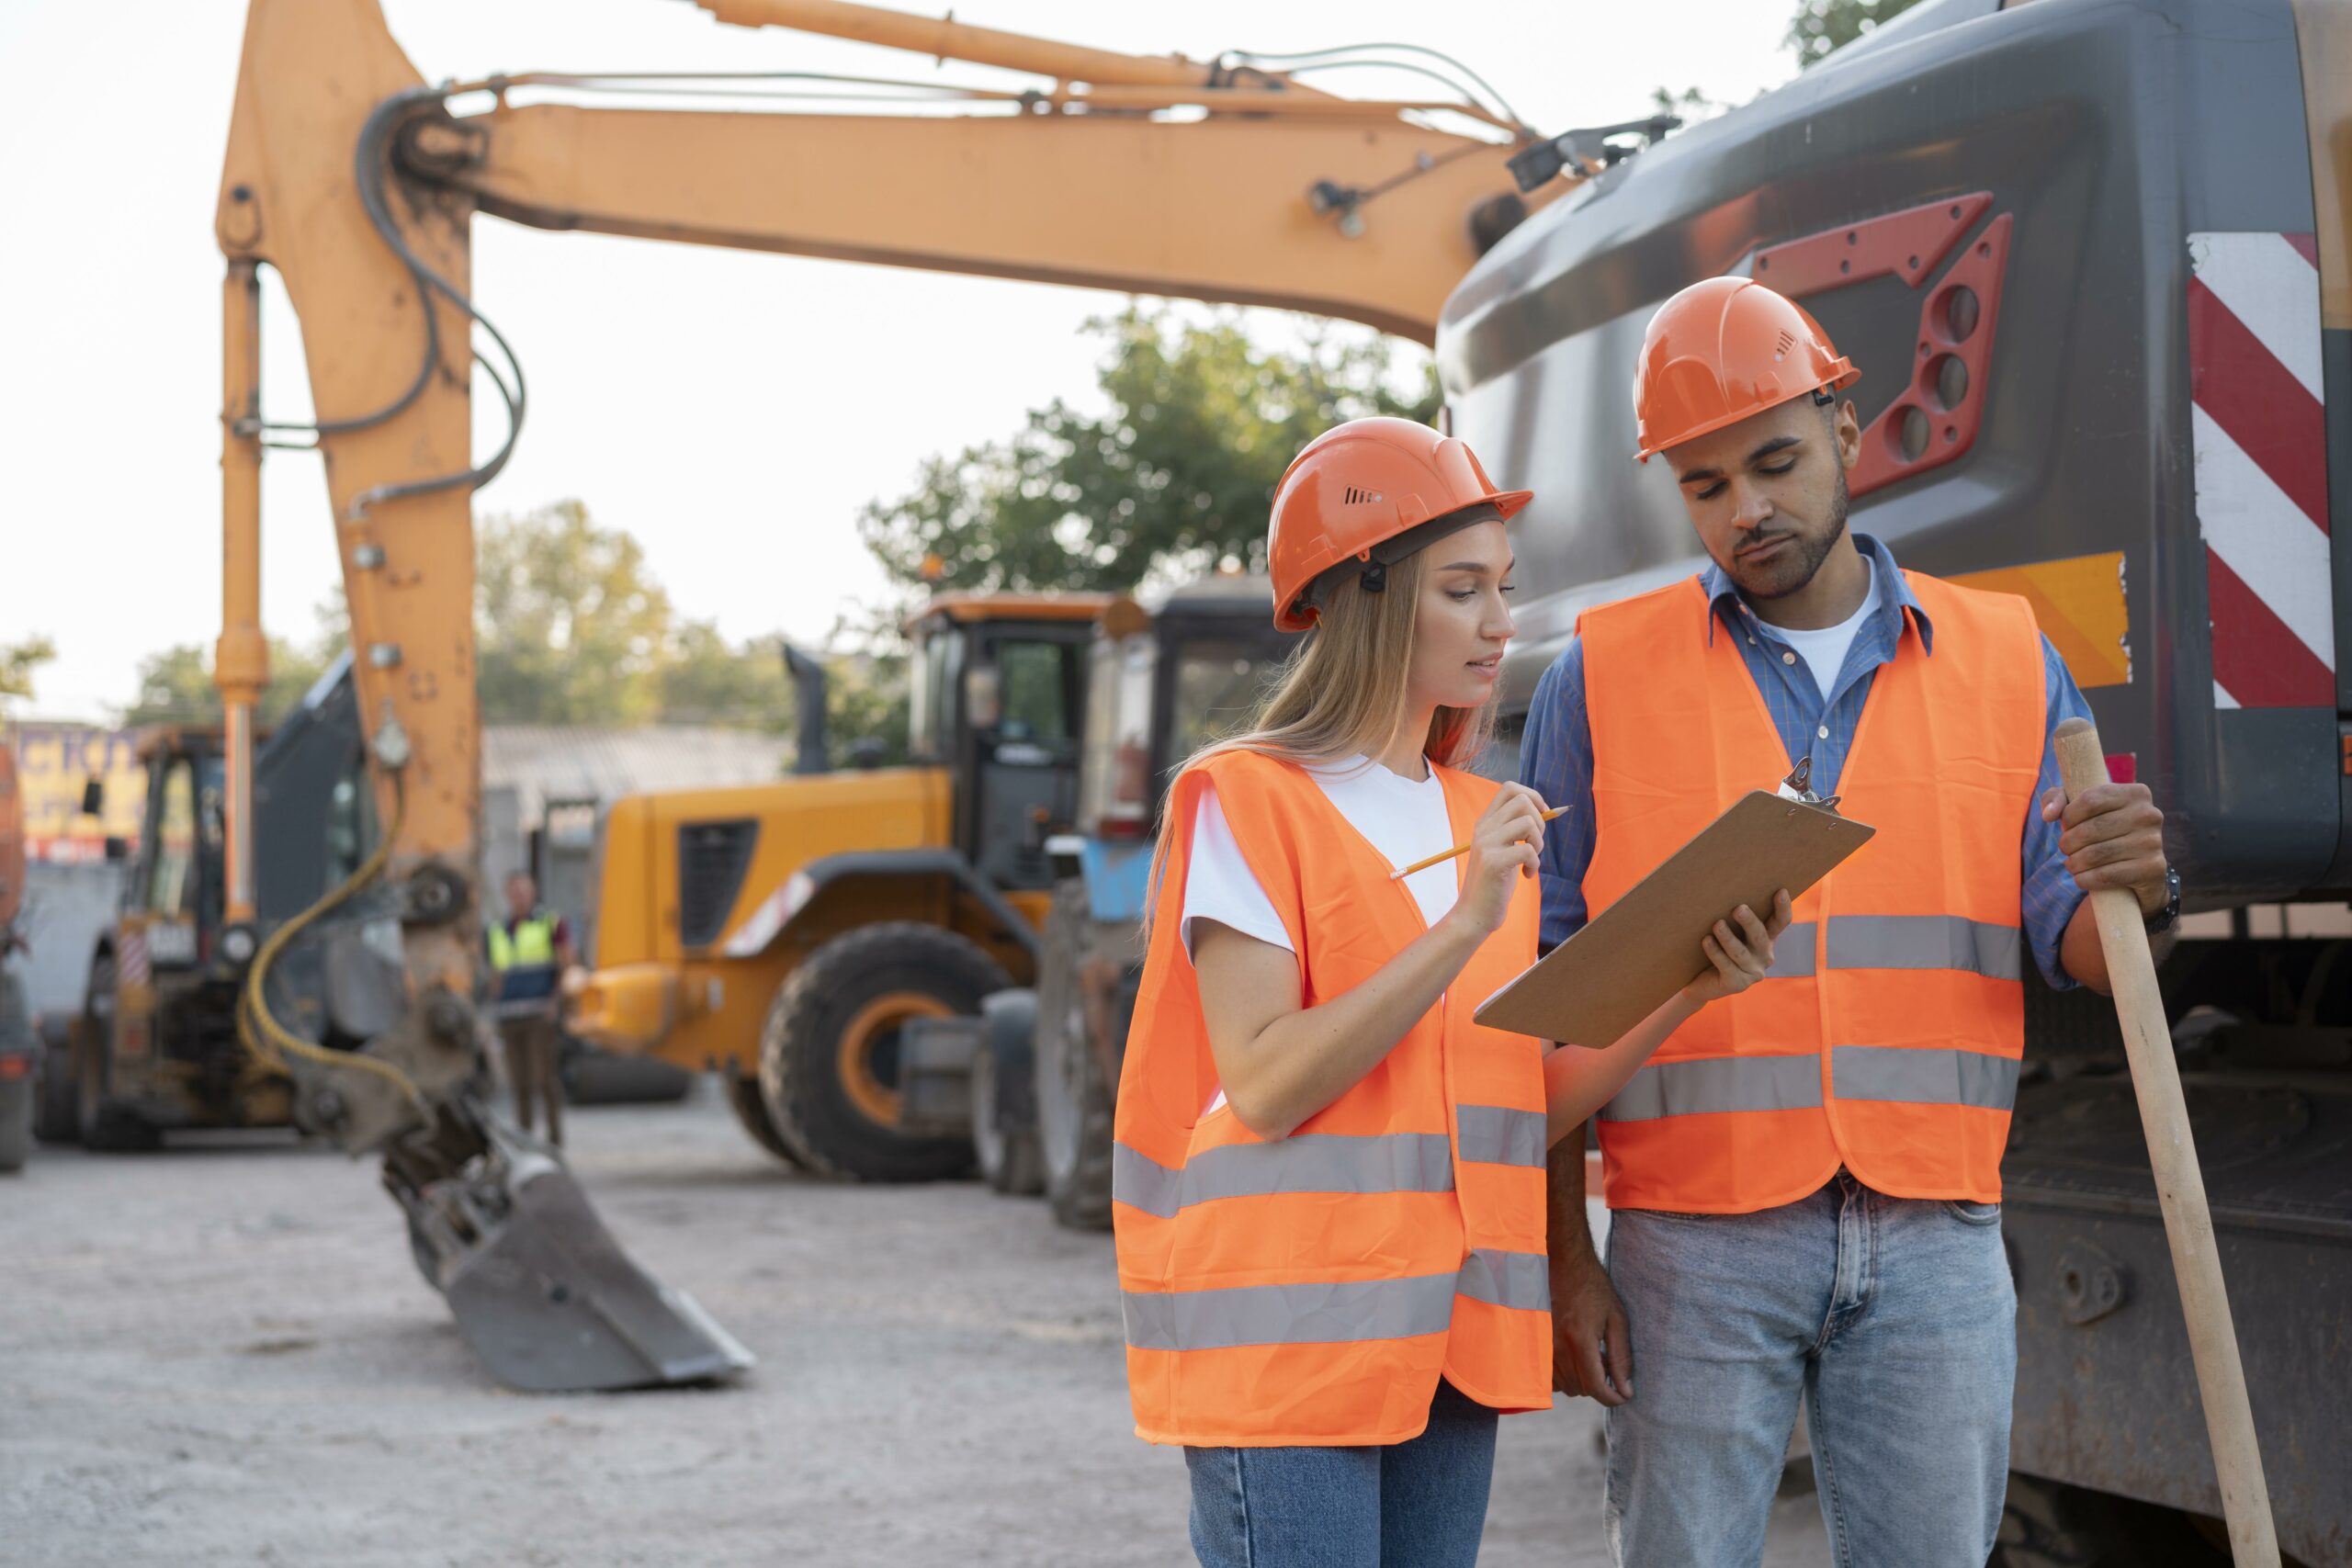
[1474,769,1874,1047]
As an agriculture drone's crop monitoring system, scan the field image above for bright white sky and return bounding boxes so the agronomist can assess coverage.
[0,0,1794,721]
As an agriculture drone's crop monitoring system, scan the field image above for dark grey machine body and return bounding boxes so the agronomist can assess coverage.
[1440,0,2348,1559]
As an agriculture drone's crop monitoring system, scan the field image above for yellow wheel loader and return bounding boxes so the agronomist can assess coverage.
[572,592,1107,1181]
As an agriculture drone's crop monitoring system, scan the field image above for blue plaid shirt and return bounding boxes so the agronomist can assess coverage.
[1518,534,2091,989]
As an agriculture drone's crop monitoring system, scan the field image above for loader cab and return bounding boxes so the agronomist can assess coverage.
[111,661,372,971]
[1078,574,1292,842]
[120,729,228,971]
[907,593,1107,893]
[1020,574,1292,1226]
[72,728,237,1148]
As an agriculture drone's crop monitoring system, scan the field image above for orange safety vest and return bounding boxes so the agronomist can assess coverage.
[1113,749,1551,1448]
[1580,571,2045,1213]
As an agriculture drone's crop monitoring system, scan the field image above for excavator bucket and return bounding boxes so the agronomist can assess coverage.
[392,1110,753,1393]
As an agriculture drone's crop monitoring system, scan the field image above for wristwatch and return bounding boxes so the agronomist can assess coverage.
[2143,865,2182,936]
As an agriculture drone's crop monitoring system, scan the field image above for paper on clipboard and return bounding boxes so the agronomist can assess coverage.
[1472,791,1874,1047]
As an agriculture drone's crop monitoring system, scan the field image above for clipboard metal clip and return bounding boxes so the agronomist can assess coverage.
[1777,756,1842,816]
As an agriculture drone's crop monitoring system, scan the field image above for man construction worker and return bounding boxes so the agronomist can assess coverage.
[487,870,572,1146]
[1517,276,2180,1565]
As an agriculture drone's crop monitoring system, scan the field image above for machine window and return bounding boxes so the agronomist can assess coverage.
[150,760,198,918]
[1167,638,1277,761]
[994,639,1073,745]
[910,626,962,761]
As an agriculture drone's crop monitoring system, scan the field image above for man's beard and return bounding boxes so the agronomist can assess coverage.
[1731,467,1850,601]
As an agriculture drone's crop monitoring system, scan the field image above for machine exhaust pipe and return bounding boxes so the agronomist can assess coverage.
[783,642,828,775]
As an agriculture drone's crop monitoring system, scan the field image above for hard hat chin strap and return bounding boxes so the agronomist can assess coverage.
[1298,501,1508,618]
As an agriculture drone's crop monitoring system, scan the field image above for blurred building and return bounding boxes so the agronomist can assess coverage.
[4,719,792,1005]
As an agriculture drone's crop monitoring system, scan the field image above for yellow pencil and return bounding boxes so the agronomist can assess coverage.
[1389,806,1570,880]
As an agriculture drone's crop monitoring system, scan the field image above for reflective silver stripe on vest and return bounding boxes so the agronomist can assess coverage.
[1111,1134,1454,1220]
[1456,1248,1551,1312]
[1825,915,2023,981]
[1600,1047,2024,1122]
[1830,1045,2022,1110]
[1598,1055,1824,1123]
[1123,1271,1459,1351]
[1763,921,1816,979]
[1455,1105,1545,1168]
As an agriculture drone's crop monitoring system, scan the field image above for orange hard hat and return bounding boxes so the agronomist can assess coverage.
[1632,276,1860,462]
[1267,417,1532,632]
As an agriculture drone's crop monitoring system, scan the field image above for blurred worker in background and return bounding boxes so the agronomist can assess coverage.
[1113,417,1788,1566]
[488,870,572,1146]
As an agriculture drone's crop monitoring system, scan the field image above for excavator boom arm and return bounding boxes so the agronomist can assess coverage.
[443,101,1526,343]
[220,0,1545,956]
[209,0,1546,1392]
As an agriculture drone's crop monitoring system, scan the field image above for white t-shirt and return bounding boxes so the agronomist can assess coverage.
[1180,755,1468,1118]
[1758,565,1881,703]
[1181,754,1460,960]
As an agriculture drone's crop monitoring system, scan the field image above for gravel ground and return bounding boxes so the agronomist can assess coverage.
[1,1086,1831,1566]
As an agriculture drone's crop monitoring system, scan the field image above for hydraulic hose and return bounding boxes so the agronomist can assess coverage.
[253,85,527,519]
[238,771,429,1118]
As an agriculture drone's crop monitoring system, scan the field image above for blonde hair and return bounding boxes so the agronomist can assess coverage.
[1146,549,1498,922]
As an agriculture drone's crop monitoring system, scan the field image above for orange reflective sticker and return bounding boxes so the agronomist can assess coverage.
[1952,552,2130,690]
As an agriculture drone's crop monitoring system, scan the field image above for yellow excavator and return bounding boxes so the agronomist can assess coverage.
[208,0,1625,1390]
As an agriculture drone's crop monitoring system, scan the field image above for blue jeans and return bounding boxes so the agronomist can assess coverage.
[1184,1381,1499,1567]
[1604,1172,2014,1568]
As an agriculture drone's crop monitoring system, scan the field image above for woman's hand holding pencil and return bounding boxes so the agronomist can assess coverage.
[1433,784,1558,939]
[1395,798,1569,880]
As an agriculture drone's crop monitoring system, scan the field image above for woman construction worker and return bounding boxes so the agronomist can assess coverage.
[1110,416,1792,1567]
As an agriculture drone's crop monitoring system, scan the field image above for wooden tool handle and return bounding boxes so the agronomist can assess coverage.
[2052,716,2278,1565]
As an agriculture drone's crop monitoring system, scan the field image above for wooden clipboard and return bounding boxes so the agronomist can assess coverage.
[1473,790,1874,1047]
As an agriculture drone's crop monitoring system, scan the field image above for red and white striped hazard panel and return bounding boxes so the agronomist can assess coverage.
[117,927,150,987]
[2189,231,2330,709]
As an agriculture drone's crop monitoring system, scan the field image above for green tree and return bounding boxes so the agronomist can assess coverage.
[657,624,794,731]
[474,500,677,726]
[115,501,899,760]
[1651,85,1735,126]
[1788,0,1926,68]
[118,637,331,727]
[0,636,54,705]
[859,309,1440,597]
[822,647,910,769]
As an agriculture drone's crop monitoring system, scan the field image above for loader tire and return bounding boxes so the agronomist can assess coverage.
[758,923,1008,1182]
[0,1078,29,1173]
[34,1015,79,1145]
[0,975,31,1169]
[1035,880,1117,1233]
[77,955,159,1154]
[722,1069,802,1169]
[971,1007,1043,1197]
